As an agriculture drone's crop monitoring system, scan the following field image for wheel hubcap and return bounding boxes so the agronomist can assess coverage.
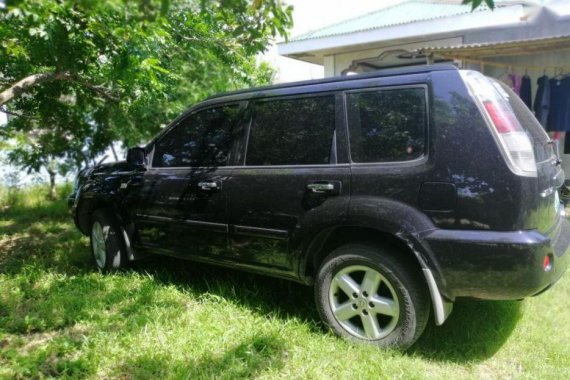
[91,221,106,268]
[329,265,399,340]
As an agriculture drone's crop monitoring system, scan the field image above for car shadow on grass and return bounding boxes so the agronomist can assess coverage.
[118,334,286,379]
[410,299,523,362]
[132,255,523,363]
[130,255,321,329]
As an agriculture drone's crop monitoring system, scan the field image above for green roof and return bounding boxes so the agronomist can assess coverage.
[291,0,498,42]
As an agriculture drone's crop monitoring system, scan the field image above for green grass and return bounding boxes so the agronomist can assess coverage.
[1,186,569,379]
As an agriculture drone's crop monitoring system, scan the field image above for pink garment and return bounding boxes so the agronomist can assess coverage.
[508,74,522,95]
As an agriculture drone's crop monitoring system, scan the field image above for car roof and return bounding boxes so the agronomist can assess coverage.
[205,64,458,102]
[149,64,458,150]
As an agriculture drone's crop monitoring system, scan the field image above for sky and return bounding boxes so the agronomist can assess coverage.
[262,0,404,82]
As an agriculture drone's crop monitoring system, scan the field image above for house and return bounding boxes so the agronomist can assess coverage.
[278,0,570,77]
[278,0,570,183]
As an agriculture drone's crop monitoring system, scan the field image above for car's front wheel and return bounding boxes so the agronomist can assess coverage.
[90,209,127,272]
[315,243,430,349]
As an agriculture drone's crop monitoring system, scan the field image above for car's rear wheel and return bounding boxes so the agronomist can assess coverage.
[315,243,430,349]
[90,209,127,272]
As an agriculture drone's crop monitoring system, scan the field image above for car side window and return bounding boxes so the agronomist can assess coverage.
[152,105,241,168]
[346,88,427,163]
[245,96,336,166]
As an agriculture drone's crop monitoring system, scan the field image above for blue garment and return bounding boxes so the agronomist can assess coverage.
[533,75,550,128]
[547,77,570,132]
[520,75,532,109]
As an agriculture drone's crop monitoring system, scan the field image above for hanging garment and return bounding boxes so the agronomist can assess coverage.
[547,77,570,132]
[508,73,522,95]
[534,75,550,128]
[520,75,532,109]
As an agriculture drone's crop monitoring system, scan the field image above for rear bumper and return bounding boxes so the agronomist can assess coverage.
[425,212,570,300]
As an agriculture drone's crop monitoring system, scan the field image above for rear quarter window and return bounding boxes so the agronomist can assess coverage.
[347,87,427,163]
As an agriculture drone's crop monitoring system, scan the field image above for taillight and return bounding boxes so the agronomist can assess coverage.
[483,101,518,133]
[543,254,553,272]
[460,71,537,177]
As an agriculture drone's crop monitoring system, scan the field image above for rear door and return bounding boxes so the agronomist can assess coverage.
[346,86,430,220]
[133,103,244,258]
[226,93,351,275]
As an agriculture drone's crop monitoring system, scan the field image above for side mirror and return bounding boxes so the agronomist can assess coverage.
[126,147,147,168]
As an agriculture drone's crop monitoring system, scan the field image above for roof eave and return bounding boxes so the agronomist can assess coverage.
[418,35,570,60]
[278,5,526,63]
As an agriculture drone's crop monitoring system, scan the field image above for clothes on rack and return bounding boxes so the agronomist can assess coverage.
[493,69,570,132]
[533,75,550,128]
[546,76,570,132]
[509,73,522,95]
[520,75,532,109]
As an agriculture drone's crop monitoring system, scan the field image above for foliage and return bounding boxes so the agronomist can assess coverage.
[462,0,495,10]
[0,186,569,378]
[0,0,292,179]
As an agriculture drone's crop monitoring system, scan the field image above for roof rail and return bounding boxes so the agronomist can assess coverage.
[206,63,458,101]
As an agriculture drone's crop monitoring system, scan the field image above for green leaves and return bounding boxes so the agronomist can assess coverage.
[0,0,292,179]
[141,58,171,74]
[28,26,47,39]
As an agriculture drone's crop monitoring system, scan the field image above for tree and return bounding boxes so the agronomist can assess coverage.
[0,0,292,196]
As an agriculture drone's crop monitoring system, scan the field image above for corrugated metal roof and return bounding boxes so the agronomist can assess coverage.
[418,35,570,58]
[291,0,499,42]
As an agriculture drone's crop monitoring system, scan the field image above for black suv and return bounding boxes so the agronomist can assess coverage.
[69,65,570,348]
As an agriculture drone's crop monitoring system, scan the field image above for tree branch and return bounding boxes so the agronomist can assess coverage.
[0,72,119,106]
[0,106,23,118]
[0,72,62,106]
[64,75,120,102]
[0,106,41,121]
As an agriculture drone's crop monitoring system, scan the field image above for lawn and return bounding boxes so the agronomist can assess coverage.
[0,186,569,379]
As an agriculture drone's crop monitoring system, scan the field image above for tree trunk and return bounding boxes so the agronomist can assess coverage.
[48,169,57,200]
[110,142,119,161]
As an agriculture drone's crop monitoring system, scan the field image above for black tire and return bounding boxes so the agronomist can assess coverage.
[89,209,127,272]
[315,243,430,349]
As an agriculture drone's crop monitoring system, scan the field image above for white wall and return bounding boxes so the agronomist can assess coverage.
[263,0,404,83]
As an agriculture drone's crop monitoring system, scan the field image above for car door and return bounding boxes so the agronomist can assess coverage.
[227,93,351,276]
[132,102,245,259]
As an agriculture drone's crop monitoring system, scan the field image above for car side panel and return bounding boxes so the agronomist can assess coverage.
[227,166,351,272]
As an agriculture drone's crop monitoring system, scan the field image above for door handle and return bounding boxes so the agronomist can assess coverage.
[307,181,341,195]
[197,181,220,191]
[307,183,334,193]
